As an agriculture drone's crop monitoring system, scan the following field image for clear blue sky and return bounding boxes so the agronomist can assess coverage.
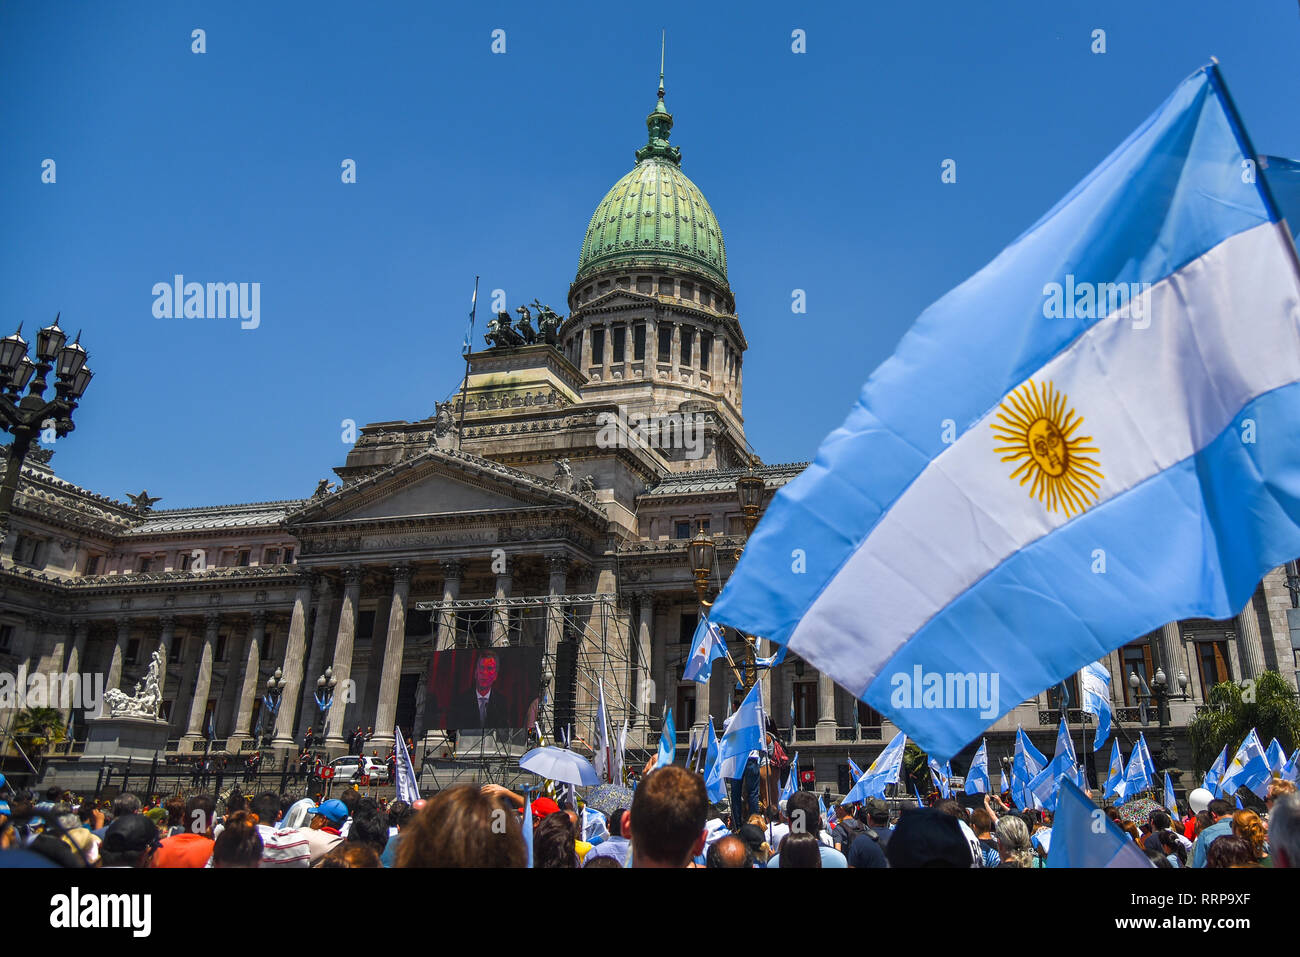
[3,1,1299,508]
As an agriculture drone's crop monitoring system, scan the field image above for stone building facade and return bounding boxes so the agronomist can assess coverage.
[2,77,1297,792]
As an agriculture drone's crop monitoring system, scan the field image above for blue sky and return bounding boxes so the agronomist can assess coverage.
[3,0,1299,507]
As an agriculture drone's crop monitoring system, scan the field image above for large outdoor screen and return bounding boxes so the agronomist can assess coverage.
[425,646,542,731]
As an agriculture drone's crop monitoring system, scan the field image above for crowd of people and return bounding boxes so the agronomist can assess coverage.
[2,764,1298,868]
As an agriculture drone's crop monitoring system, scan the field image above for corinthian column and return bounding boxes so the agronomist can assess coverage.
[1235,592,1266,680]
[105,618,130,693]
[325,566,363,747]
[184,613,220,739]
[436,560,463,651]
[233,610,267,739]
[372,563,411,751]
[272,575,315,749]
[543,554,569,736]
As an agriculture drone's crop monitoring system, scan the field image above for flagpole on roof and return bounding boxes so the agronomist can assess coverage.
[456,275,479,449]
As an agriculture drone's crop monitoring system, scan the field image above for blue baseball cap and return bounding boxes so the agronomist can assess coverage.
[310,799,348,824]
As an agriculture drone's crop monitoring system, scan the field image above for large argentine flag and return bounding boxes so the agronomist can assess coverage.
[709,64,1300,760]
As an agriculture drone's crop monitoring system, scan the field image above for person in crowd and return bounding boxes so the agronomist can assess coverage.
[706,834,754,868]
[212,811,263,868]
[348,806,389,858]
[1142,810,1192,860]
[1192,799,1234,868]
[535,812,579,868]
[970,808,1001,867]
[768,793,846,867]
[381,801,414,867]
[627,766,707,868]
[92,792,142,839]
[162,795,186,838]
[994,814,1039,868]
[831,802,866,853]
[1231,809,1269,866]
[1270,792,1300,867]
[396,784,525,868]
[777,831,822,868]
[153,795,216,868]
[100,815,160,869]
[583,807,631,867]
[1205,834,1254,868]
[314,843,381,868]
[886,807,978,868]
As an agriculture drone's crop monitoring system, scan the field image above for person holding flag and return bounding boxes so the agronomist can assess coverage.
[719,683,766,829]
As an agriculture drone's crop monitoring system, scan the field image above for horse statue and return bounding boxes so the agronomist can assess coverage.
[514,305,537,344]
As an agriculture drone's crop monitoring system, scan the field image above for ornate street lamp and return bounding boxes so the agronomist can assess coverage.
[1129,666,1190,791]
[260,668,286,747]
[736,462,765,537]
[688,527,716,607]
[0,316,93,540]
[315,667,337,733]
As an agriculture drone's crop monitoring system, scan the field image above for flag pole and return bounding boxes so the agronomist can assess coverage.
[456,276,479,450]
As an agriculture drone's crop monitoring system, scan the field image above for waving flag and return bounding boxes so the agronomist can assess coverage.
[1220,729,1272,799]
[702,716,726,802]
[593,679,611,784]
[1163,771,1179,819]
[1203,745,1229,794]
[1122,734,1153,801]
[999,769,1009,796]
[707,64,1300,761]
[1048,779,1153,869]
[844,730,907,803]
[1266,737,1288,775]
[965,738,989,794]
[928,757,952,799]
[1028,717,1077,811]
[393,725,421,804]
[848,756,864,785]
[656,707,676,771]
[780,751,800,802]
[719,683,765,781]
[683,616,726,684]
[1080,662,1113,750]
[1281,748,1299,784]
[1103,739,1126,803]
[1012,728,1047,809]
[613,719,628,786]
[522,788,534,869]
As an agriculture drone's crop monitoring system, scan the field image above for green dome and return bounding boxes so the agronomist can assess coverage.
[575,78,728,288]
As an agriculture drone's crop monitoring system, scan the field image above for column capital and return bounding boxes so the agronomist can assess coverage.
[545,552,571,574]
[72,619,91,638]
[250,609,269,627]
[439,558,465,580]
[341,564,364,586]
[114,616,133,634]
[158,614,176,631]
[314,573,336,597]
[204,611,222,631]
[391,562,413,585]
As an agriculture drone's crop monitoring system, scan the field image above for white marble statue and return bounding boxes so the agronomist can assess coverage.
[102,648,165,719]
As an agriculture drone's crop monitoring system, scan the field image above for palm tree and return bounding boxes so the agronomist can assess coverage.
[12,706,66,759]
[1187,670,1300,778]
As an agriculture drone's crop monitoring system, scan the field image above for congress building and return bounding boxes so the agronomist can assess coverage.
[3,75,1298,795]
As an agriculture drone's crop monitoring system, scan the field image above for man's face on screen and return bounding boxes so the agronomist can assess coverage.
[475,656,499,693]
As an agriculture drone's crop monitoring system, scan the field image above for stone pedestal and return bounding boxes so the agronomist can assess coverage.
[79,714,170,764]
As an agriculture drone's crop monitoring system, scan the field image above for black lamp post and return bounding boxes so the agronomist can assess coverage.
[315,667,337,735]
[0,316,93,540]
[1129,666,1190,790]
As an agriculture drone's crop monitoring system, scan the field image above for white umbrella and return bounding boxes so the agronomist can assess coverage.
[519,746,599,786]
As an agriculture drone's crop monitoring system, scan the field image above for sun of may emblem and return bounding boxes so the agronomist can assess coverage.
[991,379,1102,517]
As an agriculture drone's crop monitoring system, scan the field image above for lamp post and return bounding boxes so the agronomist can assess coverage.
[1129,666,1190,791]
[0,316,93,542]
[314,667,337,736]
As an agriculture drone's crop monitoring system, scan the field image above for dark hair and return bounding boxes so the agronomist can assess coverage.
[356,796,379,815]
[1158,829,1187,866]
[395,785,525,868]
[387,800,412,831]
[111,792,142,819]
[338,789,360,813]
[1105,806,1121,821]
[608,807,627,839]
[1145,847,1173,868]
[185,795,217,836]
[280,794,298,818]
[251,792,280,827]
[933,799,965,820]
[1206,834,1252,868]
[1195,810,1215,835]
[212,811,263,868]
[1208,799,1231,818]
[628,766,707,866]
[535,812,578,868]
[584,854,622,868]
[970,808,995,834]
[778,831,822,868]
[786,792,821,836]
[224,791,248,815]
[706,835,754,869]
[314,843,381,868]
[1149,810,1171,831]
[164,795,186,829]
[348,808,388,856]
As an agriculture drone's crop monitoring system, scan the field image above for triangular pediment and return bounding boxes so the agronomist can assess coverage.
[287,448,602,526]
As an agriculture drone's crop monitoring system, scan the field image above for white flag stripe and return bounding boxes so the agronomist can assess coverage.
[791,223,1300,694]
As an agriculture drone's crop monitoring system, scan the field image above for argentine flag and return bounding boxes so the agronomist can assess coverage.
[682,616,726,684]
[1220,728,1272,798]
[1203,744,1229,794]
[964,738,989,794]
[1080,662,1113,751]
[1103,739,1126,803]
[843,730,907,803]
[708,64,1300,760]
[702,716,726,802]
[656,706,676,771]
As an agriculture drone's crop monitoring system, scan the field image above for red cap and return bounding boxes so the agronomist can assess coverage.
[530,797,561,818]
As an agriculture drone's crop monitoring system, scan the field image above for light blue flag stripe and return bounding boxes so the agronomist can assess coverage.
[964,738,989,794]
[1048,779,1154,868]
[656,707,676,770]
[1263,155,1300,242]
[710,66,1272,650]
[863,383,1300,757]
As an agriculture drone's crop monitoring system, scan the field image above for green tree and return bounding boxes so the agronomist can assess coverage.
[11,706,66,757]
[1187,670,1300,778]
[902,741,935,797]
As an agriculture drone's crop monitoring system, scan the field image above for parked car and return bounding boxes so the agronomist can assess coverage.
[328,755,389,784]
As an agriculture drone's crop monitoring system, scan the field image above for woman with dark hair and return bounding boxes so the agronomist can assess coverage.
[534,812,578,868]
[1156,829,1187,868]
[395,784,526,868]
[1205,834,1254,868]
[777,831,822,868]
[163,795,186,837]
[212,811,263,868]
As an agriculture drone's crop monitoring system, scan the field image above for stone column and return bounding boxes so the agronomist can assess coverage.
[815,667,836,744]
[1158,623,1185,683]
[543,554,569,732]
[184,612,220,739]
[34,617,67,676]
[436,560,463,651]
[297,575,337,737]
[757,638,774,720]
[325,565,363,747]
[651,600,668,728]
[361,590,394,723]
[490,556,513,647]
[105,618,130,693]
[670,323,681,377]
[1235,592,1266,680]
[635,595,654,727]
[62,620,89,723]
[153,615,176,704]
[272,575,315,749]
[372,563,411,751]
[233,610,267,739]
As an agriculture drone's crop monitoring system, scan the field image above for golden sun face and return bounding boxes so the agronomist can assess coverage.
[991,380,1102,518]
